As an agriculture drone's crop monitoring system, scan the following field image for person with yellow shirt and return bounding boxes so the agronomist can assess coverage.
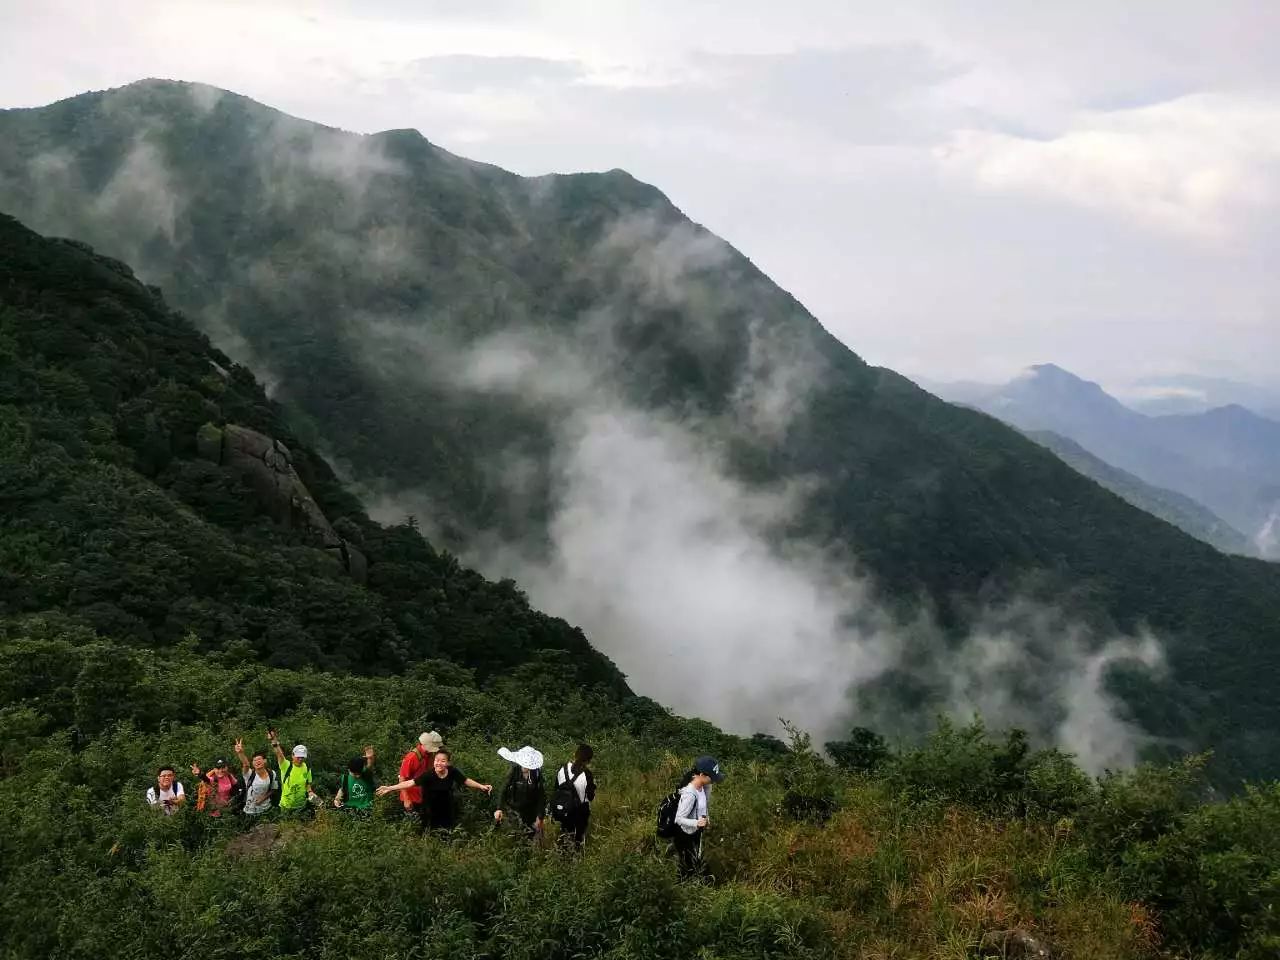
[267,728,322,816]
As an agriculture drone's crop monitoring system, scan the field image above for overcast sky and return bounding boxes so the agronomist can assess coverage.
[3,0,1278,388]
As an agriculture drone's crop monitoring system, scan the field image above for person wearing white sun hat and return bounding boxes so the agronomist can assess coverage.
[493,745,546,838]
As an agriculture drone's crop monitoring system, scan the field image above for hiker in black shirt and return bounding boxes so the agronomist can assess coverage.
[377,749,491,831]
[493,745,546,839]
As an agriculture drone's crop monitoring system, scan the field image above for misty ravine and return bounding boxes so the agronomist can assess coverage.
[355,225,1167,773]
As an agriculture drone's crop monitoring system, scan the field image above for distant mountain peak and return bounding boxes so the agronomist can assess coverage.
[1027,362,1078,378]
[1024,363,1107,392]
[1003,364,1134,419]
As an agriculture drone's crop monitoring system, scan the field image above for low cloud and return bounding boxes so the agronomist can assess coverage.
[934,607,1167,773]
[448,327,895,738]
[92,139,183,243]
[356,214,1168,766]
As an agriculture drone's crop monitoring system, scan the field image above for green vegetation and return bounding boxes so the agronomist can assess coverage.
[0,211,623,691]
[3,81,1280,782]
[3,632,1279,959]
[1027,429,1253,556]
[1,207,1278,958]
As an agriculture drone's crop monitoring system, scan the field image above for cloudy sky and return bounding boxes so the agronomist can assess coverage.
[3,0,1278,388]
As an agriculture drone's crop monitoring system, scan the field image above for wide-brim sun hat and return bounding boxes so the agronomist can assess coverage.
[497,745,545,771]
[419,731,444,751]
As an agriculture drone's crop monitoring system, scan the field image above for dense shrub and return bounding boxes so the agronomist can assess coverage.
[825,726,889,775]
[779,723,841,824]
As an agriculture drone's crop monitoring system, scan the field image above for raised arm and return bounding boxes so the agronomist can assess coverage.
[267,728,285,764]
[234,737,250,776]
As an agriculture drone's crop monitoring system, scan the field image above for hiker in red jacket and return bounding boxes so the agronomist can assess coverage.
[397,731,442,818]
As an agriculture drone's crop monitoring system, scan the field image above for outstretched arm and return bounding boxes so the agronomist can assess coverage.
[375,778,416,797]
[267,729,285,764]
[463,778,493,796]
[234,737,250,776]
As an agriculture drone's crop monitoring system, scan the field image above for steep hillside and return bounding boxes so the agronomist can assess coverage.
[0,210,627,693]
[5,82,1280,781]
[1027,430,1253,556]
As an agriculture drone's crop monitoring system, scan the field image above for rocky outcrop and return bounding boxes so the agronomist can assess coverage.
[979,928,1052,959]
[197,422,366,582]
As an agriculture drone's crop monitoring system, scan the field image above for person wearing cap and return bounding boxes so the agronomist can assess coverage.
[189,755,245,818]
[493,745,546,839]
[333,746,377,815]
[268,728,321,815]
[672,756,725,879]
[376,748,492,832]
[398,731,442,818]
[235,736,281,816]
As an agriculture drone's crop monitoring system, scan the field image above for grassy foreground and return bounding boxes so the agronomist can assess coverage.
[3,630,1276,959]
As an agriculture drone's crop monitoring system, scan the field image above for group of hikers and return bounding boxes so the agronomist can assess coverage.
[145,728,726,878]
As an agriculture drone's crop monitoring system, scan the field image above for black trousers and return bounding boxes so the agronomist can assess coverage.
[557,805,590,849]
[672,828,704,878]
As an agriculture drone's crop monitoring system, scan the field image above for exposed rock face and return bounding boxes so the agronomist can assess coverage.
[197,422,367,582]
[979,929,1053,959]
[224,822,289,859]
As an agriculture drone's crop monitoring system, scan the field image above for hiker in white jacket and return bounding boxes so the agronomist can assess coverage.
[673,755,725,878]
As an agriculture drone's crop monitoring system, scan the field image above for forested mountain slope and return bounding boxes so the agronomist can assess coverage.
[0,211,627,693]
[1027,430,1252,556]
[4,82,1280,781]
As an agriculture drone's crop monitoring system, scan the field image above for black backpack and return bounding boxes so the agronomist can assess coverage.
[655,788,683,838]
[656,771,700,838]
[549,764,581,825]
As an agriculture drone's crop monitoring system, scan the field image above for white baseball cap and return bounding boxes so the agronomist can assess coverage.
[292,744,308,759]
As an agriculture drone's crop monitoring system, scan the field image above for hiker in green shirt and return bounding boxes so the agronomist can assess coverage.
[334,745,376,815]
[268,728,322,815]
